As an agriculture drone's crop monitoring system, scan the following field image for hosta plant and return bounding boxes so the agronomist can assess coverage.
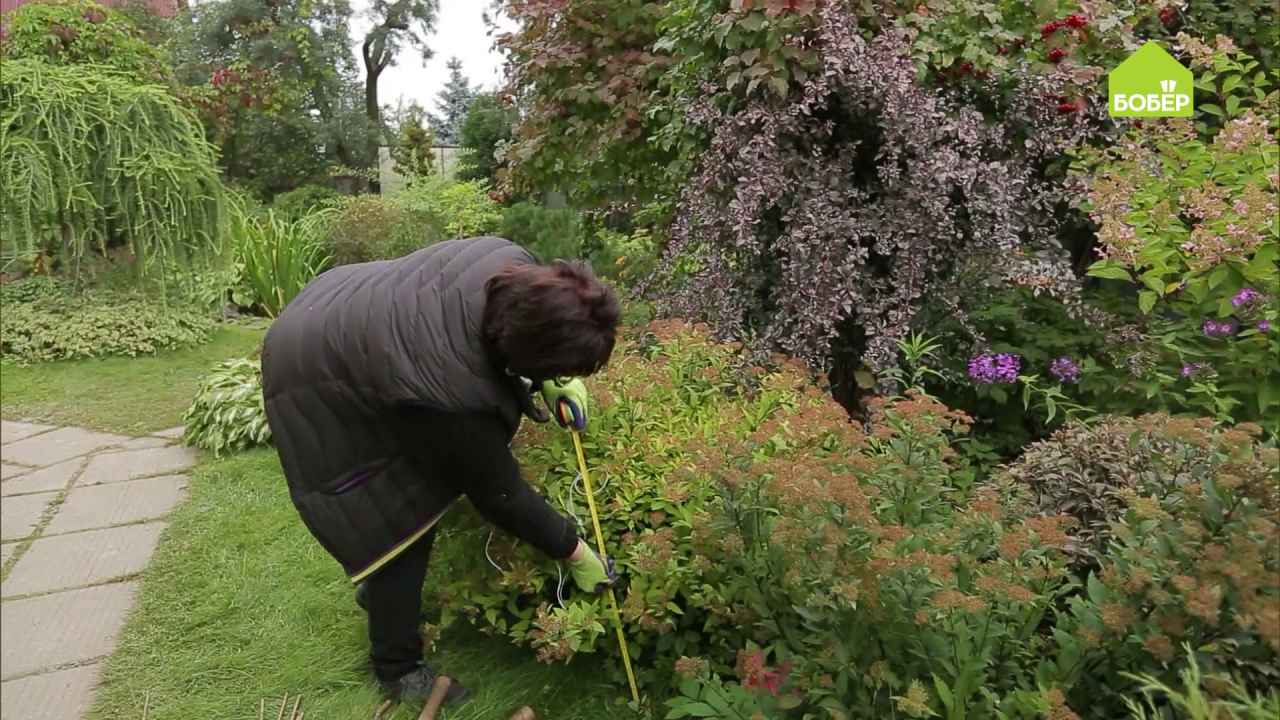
[182,356,271,456]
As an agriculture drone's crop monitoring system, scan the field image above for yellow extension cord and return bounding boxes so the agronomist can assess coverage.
[570,429,642,705]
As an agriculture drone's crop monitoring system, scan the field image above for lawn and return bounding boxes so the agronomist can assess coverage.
[0,322,268,435]
[1,327,622,719]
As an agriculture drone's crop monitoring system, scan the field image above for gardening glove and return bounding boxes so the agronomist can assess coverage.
[541,378,589,431]
[566,539,616,594]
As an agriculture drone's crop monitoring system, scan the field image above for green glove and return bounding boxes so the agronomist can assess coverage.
[566,539,616,594]
[541,378,589,431]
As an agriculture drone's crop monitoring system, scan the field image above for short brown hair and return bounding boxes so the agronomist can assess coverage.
[483,260,620,380]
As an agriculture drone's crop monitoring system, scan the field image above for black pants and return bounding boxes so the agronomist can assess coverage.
[367,408,579,681]
[367,526,438,682]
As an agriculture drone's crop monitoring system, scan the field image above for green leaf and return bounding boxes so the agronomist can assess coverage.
[1087,262,1132,281]
[1225,95,1242,116]
[1199,103,1224,117]
[933,675,955,713]
[1087,572,1108,604]
[1138,290,1158,315]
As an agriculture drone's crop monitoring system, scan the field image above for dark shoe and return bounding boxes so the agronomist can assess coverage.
[355,581,369,611]
[379,663,469,703]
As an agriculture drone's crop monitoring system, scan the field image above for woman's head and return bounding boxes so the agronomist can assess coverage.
[483,260,621,381]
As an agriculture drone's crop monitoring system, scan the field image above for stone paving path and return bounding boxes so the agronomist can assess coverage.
[0,420,194,720]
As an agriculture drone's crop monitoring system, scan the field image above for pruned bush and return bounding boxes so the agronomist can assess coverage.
[182,356,270,456]
[0,292,213,363]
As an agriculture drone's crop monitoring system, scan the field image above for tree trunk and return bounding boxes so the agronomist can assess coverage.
[365,64,383,129]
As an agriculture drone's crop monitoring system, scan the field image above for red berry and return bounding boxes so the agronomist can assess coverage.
[1040,21,1061,39]
[958,62,973,75]
[1159,6,1177,27]
[1048,48,1067,63]
[996,46,1008,55]
[1057,102,1078,114]
[1065,14,1087,28]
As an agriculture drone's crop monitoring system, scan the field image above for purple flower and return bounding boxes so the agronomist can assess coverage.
[1181,362,1210,378]
[1048,356,1081,383]
[1231,287,1263,307]
[968,353,1021,384]
[1259,320,1272,332]
[1202,319,1237,338]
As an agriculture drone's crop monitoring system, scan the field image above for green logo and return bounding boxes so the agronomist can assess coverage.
[1108,42,1194,117]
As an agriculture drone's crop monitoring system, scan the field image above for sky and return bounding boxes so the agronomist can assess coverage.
[348,1,517,113]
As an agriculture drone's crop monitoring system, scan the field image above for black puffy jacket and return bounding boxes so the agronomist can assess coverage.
[261,237,535,582]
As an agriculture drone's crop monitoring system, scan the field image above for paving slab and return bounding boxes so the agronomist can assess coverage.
[1,458,84,497]
[1,492,54,541]
[0,421,55,445]
[0,464,29,481]
[2,523,165,598]
[78,446,196,486]
[152,425,186,439]
[0,663,101,720]
[45,475,186,535]
[0,428,128,468]
[116,436,173,451]
[0,582,136,679]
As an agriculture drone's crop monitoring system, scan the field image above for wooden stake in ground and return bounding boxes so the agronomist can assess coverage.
[416,676,453,720]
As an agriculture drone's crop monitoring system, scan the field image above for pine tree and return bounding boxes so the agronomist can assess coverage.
[429,57,475,144]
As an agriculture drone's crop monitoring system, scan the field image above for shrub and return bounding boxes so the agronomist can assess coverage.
[0,60,227,277]
[456,92,516,184]
[650,3,1105,379]
[270,184,340,221]
[0,292,213,363]
[182,356,270,457]
[1003,414,1278,564]
[1051,418,1279,710]
[0,0,170,83]
[498,202,585,262]
[1073,63,1279,433]
[235,210,331,318]
[320,194,439,266]
[434,322,1278,718]
[390,175,501,239]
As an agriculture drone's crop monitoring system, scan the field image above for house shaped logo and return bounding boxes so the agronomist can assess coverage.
[1109,42,1194,117]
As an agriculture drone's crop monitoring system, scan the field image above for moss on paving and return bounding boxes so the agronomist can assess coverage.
[0,322,267,435]
[88,450,621,719]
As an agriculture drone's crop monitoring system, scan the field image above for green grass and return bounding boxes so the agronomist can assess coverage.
[0,322,266,434]
[88,449,622,720]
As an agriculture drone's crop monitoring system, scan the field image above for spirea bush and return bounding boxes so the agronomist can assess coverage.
[436,321,1279,718]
